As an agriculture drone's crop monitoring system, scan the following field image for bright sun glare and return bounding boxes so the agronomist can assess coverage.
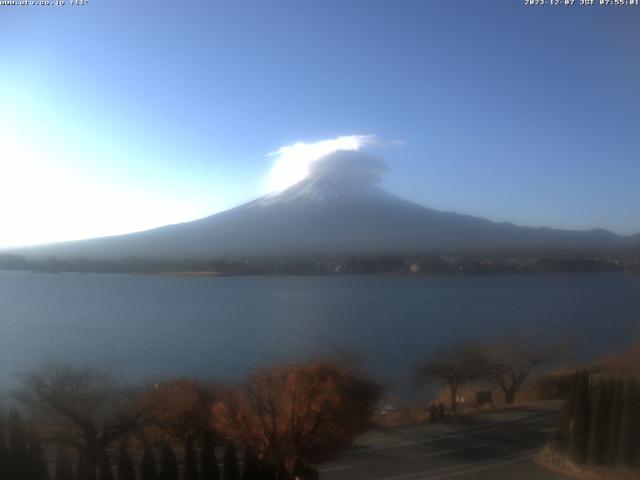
[0,141,205,249]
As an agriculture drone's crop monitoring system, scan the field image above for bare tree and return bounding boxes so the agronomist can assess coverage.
[17,365,152,480]
[482,337,564,404]
[212,361,381,475]
[414,342,487,414]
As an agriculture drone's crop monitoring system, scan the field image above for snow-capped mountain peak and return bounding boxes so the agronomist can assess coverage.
[256,172,396,206]
[256,149,397,206]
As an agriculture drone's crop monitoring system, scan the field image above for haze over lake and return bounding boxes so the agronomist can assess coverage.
[1,271,639,398]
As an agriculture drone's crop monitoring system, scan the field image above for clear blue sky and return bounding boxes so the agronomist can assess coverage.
[1,1,639,247]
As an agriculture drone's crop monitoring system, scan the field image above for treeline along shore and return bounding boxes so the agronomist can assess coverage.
[1,252,639,276]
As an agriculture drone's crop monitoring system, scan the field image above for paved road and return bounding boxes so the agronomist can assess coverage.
[318,403,568,480]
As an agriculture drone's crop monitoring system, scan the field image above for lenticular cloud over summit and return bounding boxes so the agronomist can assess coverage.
[263,134,376,192]
[307,150,387,184]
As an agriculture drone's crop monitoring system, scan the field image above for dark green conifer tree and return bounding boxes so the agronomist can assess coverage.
[75,454,92,480]
[9,410,31,480]
[222,442,239,480]
[617,377,639,467]
[98,454,114,480]
[140,447,157,480]
[199,432,219,480]
[568,370,591,464]
[0,421,8,480]
[242,449,259,480]
[256,462,276,480]
[182,437,198,480]
[587,376,609,465]
[560,372,579,439]
[159,444,178,480]
[55,447,75,480]
[607,376,624,464]
[29,436,51,480]
[116,447,136,480]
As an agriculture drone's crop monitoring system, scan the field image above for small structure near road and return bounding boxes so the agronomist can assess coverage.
[476,390,494,409]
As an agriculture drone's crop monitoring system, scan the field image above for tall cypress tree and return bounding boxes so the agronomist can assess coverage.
[8,410,30,480]
[587,376,609,465]
[200,432,219,480]
[0,421,8,480]
[98,454,114,480]
[159,444,178,480]
[182,437,198,480]
[607,375,624,464]
[140,446,156,480]
[116,447,136,480]
[568,370,591,464]
[617,377,639,467]
[257,461,276,480]
[29,436,51,480]
[242,449,259,480]
[222,442,239,480]
[560,372,579,439]
[76,454,92,480]
[55,447,75,480]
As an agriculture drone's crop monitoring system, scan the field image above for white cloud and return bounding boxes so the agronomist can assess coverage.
[262,134,377,193]
[307,149,387,184]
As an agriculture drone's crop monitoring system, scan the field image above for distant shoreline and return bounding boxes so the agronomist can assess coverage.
[2,269,638,279]
[130,270,228,277]
[134,270,640,278]
[1,252,639,276]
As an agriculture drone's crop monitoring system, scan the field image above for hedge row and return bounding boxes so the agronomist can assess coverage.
[561,370,639,466]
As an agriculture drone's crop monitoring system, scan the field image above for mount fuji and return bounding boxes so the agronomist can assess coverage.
[11,150,638,259]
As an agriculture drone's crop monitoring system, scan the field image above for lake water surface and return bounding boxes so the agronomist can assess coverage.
[1,271,639,398]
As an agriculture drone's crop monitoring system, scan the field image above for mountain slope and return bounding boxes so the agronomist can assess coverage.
[11,151,638,259]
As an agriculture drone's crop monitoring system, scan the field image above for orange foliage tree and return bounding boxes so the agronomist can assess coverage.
[596,341,640,375]
[211,362,381,472]
[138,379,216,441]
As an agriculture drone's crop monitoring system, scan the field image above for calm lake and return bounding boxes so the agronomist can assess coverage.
[1,271,639,398]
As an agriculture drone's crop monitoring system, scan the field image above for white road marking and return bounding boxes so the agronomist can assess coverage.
[365,444,491,480]
[431,412,560,440]
[371,449,538,480]
[320,443,490,477]
[420,443,489,458]
[347,412,559,455]
[319,465,353,473]
[348,439,429,454]
[419,450,536,479]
